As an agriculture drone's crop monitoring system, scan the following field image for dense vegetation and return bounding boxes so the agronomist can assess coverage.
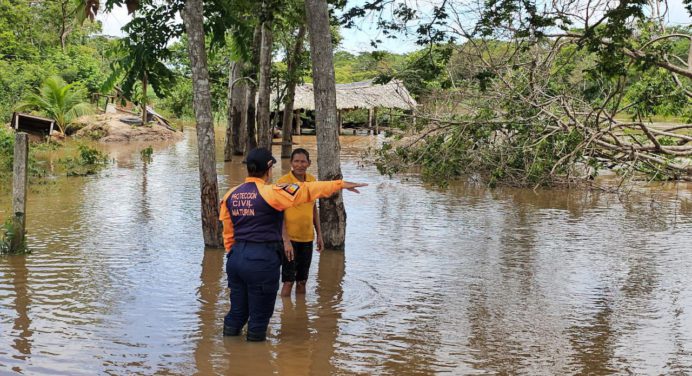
[1,0,690,189]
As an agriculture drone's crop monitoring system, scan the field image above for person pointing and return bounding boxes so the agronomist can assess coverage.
[219,147,367,341]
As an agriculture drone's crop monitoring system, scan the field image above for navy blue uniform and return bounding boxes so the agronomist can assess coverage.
[219,177,345,340]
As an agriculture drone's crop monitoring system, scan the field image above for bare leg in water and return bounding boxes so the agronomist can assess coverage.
[296,280,307,294]
[281,282,294,297]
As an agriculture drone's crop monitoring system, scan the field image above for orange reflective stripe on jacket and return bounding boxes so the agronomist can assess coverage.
[219,177,343,252]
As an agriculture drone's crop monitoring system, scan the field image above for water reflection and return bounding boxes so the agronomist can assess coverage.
[310,250,345,375]
[567,290,617,374]
[193,248,225,376]
[1,130,692,374]
[7,255,33,373]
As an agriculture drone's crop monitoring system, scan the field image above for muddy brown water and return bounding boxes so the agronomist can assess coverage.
[1,129,692,375]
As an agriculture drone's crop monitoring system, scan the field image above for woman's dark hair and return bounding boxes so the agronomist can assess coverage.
[290,148,310,161]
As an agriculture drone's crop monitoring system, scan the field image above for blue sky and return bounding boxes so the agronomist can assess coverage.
[97,1,691,55]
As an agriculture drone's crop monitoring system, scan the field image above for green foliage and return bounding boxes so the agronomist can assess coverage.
[625,68,691,119]
[333,51,406,84]
[140,146,154,162]
[104,2,180,107]
[0,0,112,122]
[0,127,50,182]
[0,125,13,174]
[0,217,29,255]
[377,119,587,187]
[15,76,94,134]
[59,144,109,176]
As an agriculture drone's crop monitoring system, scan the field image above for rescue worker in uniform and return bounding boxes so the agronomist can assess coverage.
[219,147,366,341]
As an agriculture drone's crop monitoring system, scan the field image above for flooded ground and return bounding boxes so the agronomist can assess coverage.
[1,129,692,375]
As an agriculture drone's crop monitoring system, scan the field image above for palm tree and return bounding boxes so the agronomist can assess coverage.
[16,76,93,134]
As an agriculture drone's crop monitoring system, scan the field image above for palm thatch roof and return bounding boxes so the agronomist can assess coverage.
[275,79,417,111]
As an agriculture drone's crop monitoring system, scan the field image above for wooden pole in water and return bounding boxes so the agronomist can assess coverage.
[12,133,28,252]
[374,107,379,135]
[337,110,342,135]
[368,108,373,134]
[294,110,301,135]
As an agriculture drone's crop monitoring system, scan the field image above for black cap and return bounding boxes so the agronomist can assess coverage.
[246,148,276,173]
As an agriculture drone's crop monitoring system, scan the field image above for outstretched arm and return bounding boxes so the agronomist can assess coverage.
[261,180,368,211]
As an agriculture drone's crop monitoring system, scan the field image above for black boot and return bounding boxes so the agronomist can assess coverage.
[246,330,266,342]
[223,325,240,336]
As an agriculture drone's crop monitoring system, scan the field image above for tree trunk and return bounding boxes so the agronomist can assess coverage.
[224,62,235,161]
[225,62,246,160]
[141,72,148,126]
[305,0,347,250]
[295,110,301,135]
[256,19,274,150]
[281,25,306,158]
[245,26,262,154]
[232,64,247,156]
[181,0,222,248]
[59,0,69,51]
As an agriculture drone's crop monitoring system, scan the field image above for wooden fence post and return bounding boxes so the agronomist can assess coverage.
[368,108,373,133]
[295,110,301,135]
[11,133,28,252]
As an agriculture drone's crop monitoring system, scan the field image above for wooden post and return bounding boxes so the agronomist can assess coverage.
[11,133,28,252]
[295,110,301,135]
[374,107,379,135]
[337,110,342,135]
[368,108,373,134]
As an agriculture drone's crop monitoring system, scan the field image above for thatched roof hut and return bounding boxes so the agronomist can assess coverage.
[277,79,417,111]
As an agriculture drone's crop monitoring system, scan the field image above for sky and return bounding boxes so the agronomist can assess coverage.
[97,0,691,55]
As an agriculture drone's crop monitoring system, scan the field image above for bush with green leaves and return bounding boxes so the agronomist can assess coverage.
[0,217,29,255]
[59,144,109,176]
[0,125,13,174]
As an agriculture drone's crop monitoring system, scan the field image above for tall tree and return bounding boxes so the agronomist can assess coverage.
[281,24,306,158]
[256,1,275,149]
[224,61,247,160]
[104,3,177,127]
[181,0,222,247]
[245,25,262,153]
[305,0,347,250]
[348,0,692,184]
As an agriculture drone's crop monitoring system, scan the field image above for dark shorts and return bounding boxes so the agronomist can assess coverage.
[281,241,313,283]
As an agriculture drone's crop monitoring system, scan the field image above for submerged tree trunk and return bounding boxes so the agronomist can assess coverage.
[305,0,347,250]
[245,26,262,154]
[181,0,222,248]
[281,25,306,159]
[256,19,274,150]
[225,62,246,160]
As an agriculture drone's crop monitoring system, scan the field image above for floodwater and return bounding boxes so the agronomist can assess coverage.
[1,129,692,375]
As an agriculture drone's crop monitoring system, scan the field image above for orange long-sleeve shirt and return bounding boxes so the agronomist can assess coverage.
[219,177,344,252]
